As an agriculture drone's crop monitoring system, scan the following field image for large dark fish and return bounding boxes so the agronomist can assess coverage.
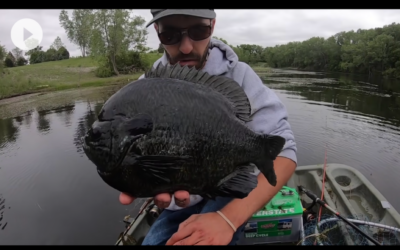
[82,63,286,199]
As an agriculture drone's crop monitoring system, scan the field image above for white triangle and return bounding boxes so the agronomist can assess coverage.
[24,28,33,41]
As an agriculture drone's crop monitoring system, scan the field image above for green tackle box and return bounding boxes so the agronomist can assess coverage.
[237,186,304,245]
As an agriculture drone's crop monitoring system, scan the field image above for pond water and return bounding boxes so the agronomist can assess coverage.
[0,69,399,244]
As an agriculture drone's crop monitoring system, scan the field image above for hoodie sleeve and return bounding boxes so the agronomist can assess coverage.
[239,64,298,165]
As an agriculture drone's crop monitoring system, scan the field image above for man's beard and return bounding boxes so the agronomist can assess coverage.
[165,43,210,70]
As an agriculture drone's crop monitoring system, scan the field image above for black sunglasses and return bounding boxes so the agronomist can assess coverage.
[158,20,212,45]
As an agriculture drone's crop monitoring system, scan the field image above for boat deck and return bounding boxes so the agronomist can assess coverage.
[115,164,400,245]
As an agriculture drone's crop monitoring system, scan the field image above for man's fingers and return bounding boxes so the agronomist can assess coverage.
[119,192,135,205]
[174,190,189,200]
[174,190,190,207]
[121,191,190,208]
[193,239,211,245]
[166,223,197,245]
[154,193,172,208]
[178,215,198,231]
[173,232,204,245]
[154,200,170,209]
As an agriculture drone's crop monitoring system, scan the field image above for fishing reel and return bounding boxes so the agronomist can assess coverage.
[302,207,316,222]
[298,185,318,223]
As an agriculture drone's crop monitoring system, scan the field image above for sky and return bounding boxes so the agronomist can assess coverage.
[0,9,399,57]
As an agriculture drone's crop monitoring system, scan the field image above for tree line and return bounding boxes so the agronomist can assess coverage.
[25,36,70,65]
[220,22,400,79]
[2,10,400,80]
[0,43,29,70]
[0,36,70,69]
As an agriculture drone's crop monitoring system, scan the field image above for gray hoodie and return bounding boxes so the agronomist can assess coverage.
[138,38,297,210]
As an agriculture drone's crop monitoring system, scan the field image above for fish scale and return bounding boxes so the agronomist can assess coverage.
[82,64,286,199]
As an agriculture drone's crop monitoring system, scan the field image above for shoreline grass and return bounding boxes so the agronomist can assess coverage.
[0,53,163,101]
[0,53,274,101]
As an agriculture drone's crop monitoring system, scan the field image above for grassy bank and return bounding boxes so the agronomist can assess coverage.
[249,62,274,73]
[0,53,275,101]
[0,53,163,100]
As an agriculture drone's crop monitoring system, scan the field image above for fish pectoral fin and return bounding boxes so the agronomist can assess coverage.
[205,164,258,199]
[135,155,192,184]
[263,134,286,159]
[254,159,277,187]
[254,133,286,187]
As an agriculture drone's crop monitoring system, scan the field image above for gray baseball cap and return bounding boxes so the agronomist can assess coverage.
[146,9,216,27]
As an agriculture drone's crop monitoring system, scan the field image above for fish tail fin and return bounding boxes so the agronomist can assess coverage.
[254,134,286,187]
[204,164,258,199]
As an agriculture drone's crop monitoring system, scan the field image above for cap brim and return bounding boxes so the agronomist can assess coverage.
[145,9,216,27]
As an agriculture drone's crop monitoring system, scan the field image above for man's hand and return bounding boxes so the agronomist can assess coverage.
[165,212,235,245]
[119,190,191,208]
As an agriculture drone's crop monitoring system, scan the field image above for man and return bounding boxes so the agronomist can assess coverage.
[119,9,297,245]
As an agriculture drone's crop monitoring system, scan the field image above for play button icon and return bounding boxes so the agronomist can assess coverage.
[24,28,33,41]
[11,18,43,51]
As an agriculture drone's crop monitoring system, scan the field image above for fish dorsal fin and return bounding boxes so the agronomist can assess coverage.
[144,63,251,122]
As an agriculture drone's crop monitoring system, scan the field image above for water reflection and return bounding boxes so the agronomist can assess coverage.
[0,96,141,245]
[0,117,20,156]
[36,110,52,134]
[54,104,75,128]
[263,69,400,127]
[14,111,34,130]
[73,102,104,155]
[0,194,8,231]
[0,71,399,244]
[34,104,77,134]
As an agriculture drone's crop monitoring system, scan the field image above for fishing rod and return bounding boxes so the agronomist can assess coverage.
[297,185,382,246]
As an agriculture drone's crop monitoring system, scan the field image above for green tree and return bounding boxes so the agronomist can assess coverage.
[57,46,70,60]
[157,43,164,53]
[0,44,5,60]
[50,36,65,51]
[16,57,28,66]
[5,52,16,67]
[89,9,148,75]
[212,36,229,45]
[4,57,14,67]
[26,46,46,64]
[11,47,23,61]
[260,22,400,78]
[45,47,58,61]
[233,44,264,64]
[59,9,94,57]
[0,43,7,72]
